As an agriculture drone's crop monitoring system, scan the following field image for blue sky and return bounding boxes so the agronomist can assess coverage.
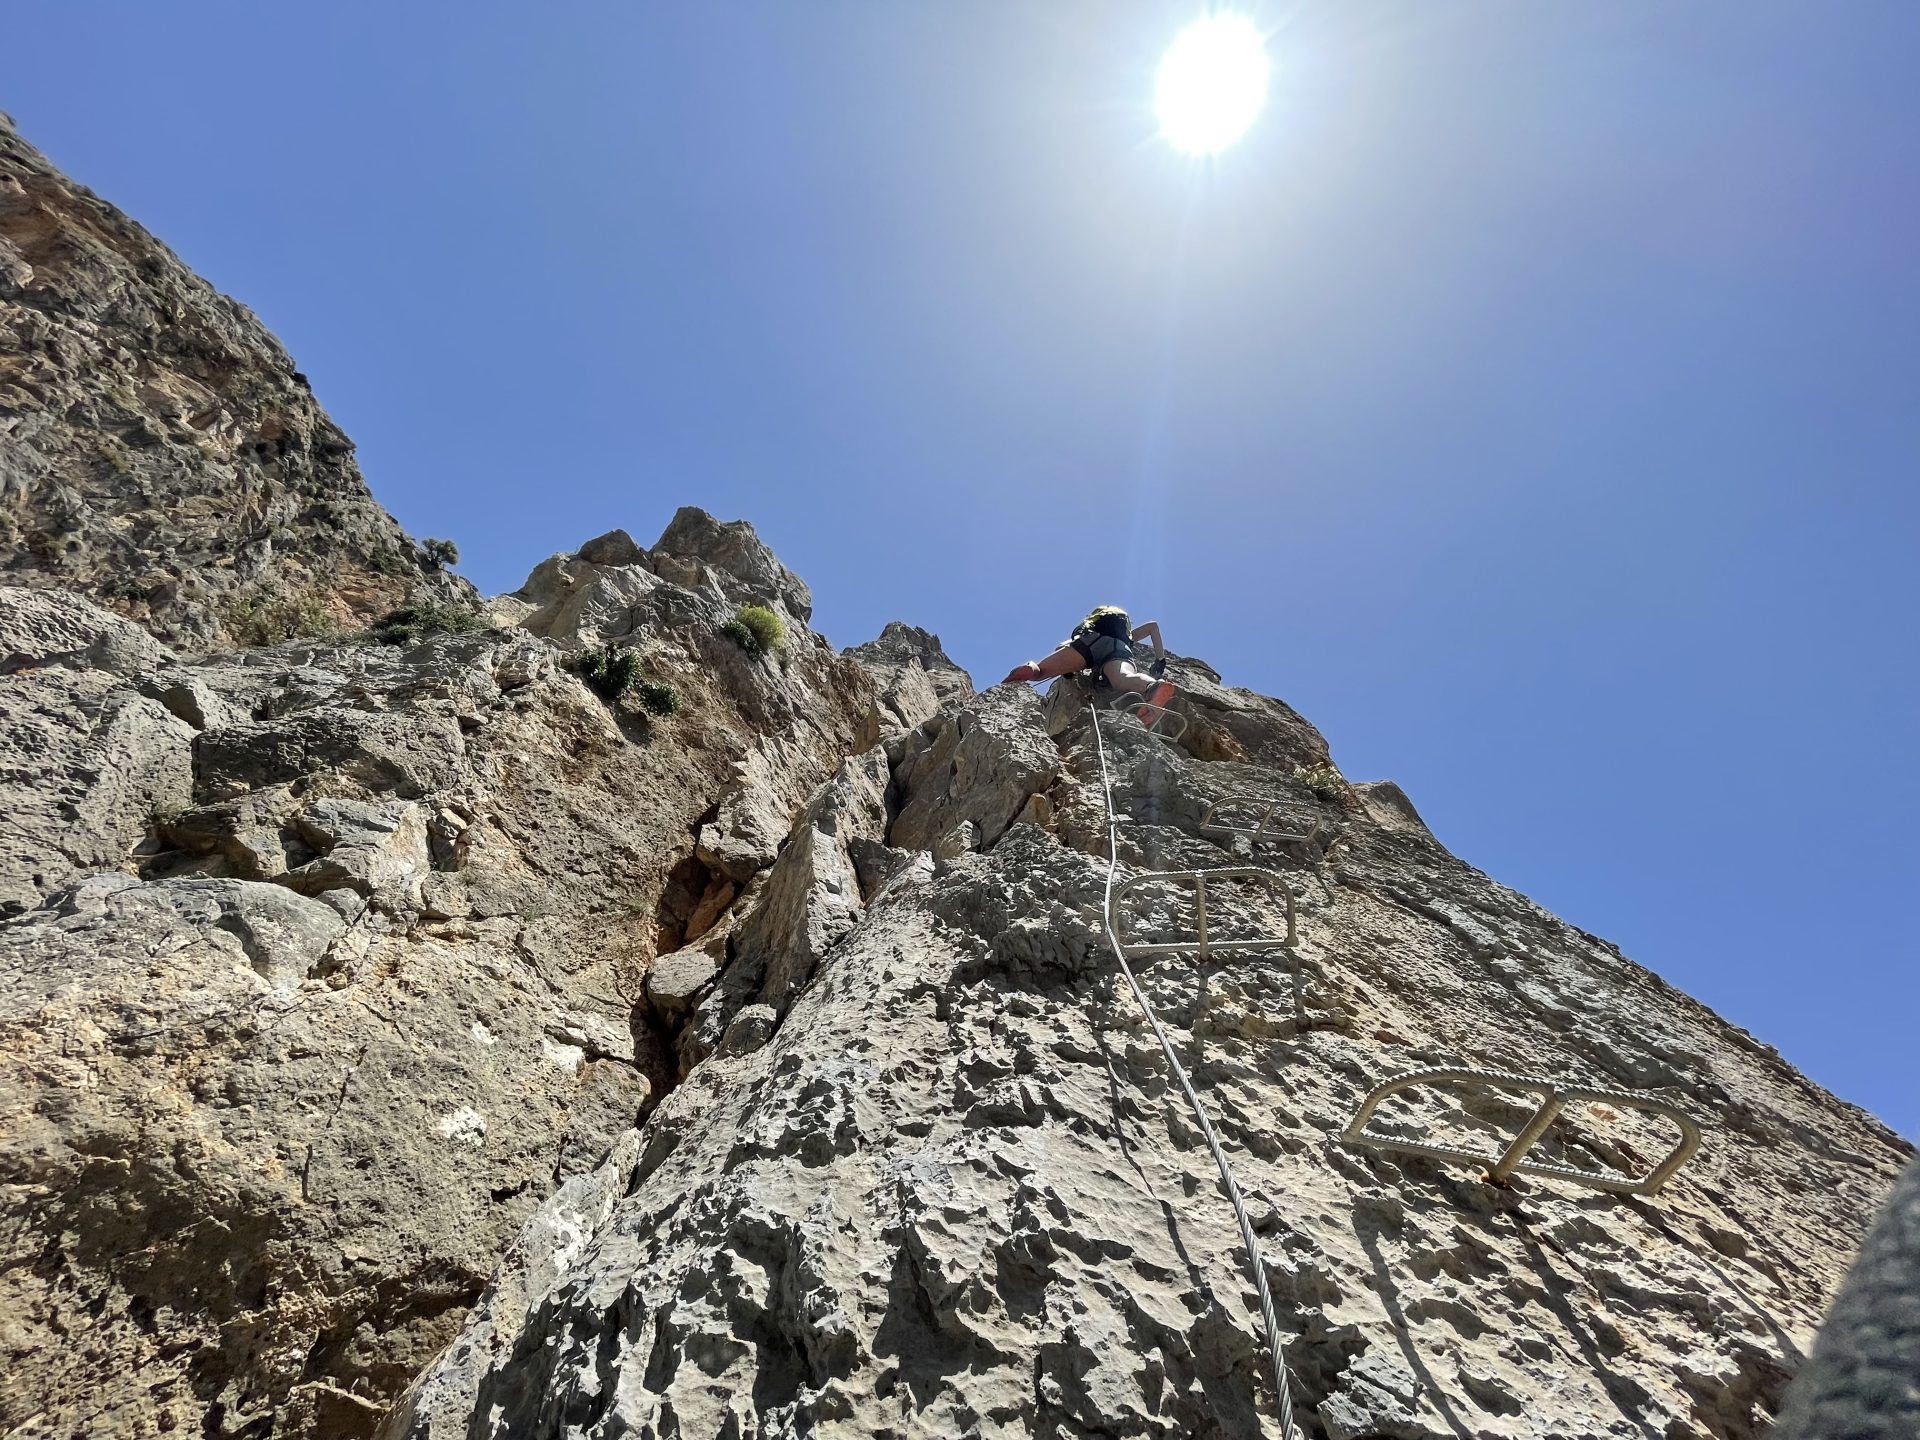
[6,3,1915,1137]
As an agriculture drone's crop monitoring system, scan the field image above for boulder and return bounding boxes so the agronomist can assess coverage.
[889,685,1060,853]
[0,584,174,674]
[0,667,194,912]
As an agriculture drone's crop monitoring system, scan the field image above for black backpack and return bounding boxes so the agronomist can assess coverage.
[1074,610,1132,679]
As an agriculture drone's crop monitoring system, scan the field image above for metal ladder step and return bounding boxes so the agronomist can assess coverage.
[1109,866,1298,962]
[1341,1065,1702,1196]
[1198,791,1325,850]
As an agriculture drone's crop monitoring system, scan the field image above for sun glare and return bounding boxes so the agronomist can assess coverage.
[1156,14,1269,155]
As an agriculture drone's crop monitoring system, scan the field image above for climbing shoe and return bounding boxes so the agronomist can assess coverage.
[1135,680,1175,723]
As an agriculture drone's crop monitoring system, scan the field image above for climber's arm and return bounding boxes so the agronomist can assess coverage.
[1131,621,1164,655]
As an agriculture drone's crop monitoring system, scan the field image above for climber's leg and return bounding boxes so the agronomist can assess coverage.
[1035,643,1088,679]
[1004,643,1088,685]
[1104,660,1175,721]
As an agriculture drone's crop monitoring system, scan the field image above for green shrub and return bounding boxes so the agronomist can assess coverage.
[225,587,342,647]
[422,537,460,569]
[579,645,643,700]
[635,680,680,717]
[371,601,486,646]
[721,603,786,656]
[739,604,786,653]
[1291,762,1347,801]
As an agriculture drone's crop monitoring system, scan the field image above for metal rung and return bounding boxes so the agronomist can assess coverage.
[1341,1066,1702,1196]
[1108,867,1297,962]
[1199,792,1323,849]
[1126,702,1188,740]
[1097,691,1188,741]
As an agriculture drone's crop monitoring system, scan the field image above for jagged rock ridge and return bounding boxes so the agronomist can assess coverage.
[0,112,468,649]
[0,118,1913,1440]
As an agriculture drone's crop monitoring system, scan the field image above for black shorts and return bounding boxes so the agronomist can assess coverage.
[1069,631,1132,670]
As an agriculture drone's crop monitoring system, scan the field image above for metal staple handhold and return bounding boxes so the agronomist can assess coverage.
[1340,1065,1703,1196]
[1110,866,1298,960]
[1198,792,1324,850]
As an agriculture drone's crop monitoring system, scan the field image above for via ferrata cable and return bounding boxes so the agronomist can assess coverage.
[1087,703,1302,1440]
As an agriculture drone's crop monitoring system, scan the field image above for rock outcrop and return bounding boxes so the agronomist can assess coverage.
[0,512,876,1438]
[0,113,468,649]
[0,117,1913,1440]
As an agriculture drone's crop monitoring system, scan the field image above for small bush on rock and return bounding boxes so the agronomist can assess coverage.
[579,645,643,701]
[225,587,341,647]
[740,604,786,653]
[635,680,680,717]
[1292,762,1347,800]
[422,537,460,569]
[371,602,486,646]
[721,604,786,656]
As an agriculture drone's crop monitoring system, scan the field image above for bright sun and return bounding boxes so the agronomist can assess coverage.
[1156,14,1269,155]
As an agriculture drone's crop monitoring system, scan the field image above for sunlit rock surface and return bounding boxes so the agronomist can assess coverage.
[0,114,470,650]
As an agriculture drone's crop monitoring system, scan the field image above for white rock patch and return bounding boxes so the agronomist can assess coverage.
[540,1035,585,1070]
[435,1106,487,1146]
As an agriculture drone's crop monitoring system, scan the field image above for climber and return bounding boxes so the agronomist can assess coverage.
[999,605,1176,722]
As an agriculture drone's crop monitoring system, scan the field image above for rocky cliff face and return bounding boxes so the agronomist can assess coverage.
[0,123,1912,1440]
[0,113,467,649]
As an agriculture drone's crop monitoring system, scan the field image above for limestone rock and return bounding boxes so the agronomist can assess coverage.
[575,527,644,567]
[284,798,433,904]
[519,558,663,651]
[890,684,1061,852]
[847,621,976,738]
[0,117,470,649]
[1777,1158,1920,1440]
[646,945,721,1027]
[0,658,194,912]
[0,583,174,673]
[1353,777,1431,836]
[1157,654,1334,769]
[0,523,873,1437]
[160,784,307,879]
[377,1131,649,1440]
[194,708,468,802]
[654,504,813,620]
[392,691,1911,1440]
[731,748,890,1007]
[679,749,891,1073]
[719,1002,779,1055]
[113,875,348,987]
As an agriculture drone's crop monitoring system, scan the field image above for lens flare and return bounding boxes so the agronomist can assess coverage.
[1156,14,1269,155]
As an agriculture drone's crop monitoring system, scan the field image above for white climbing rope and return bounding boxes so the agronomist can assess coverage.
[1087,704,1303,1440]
